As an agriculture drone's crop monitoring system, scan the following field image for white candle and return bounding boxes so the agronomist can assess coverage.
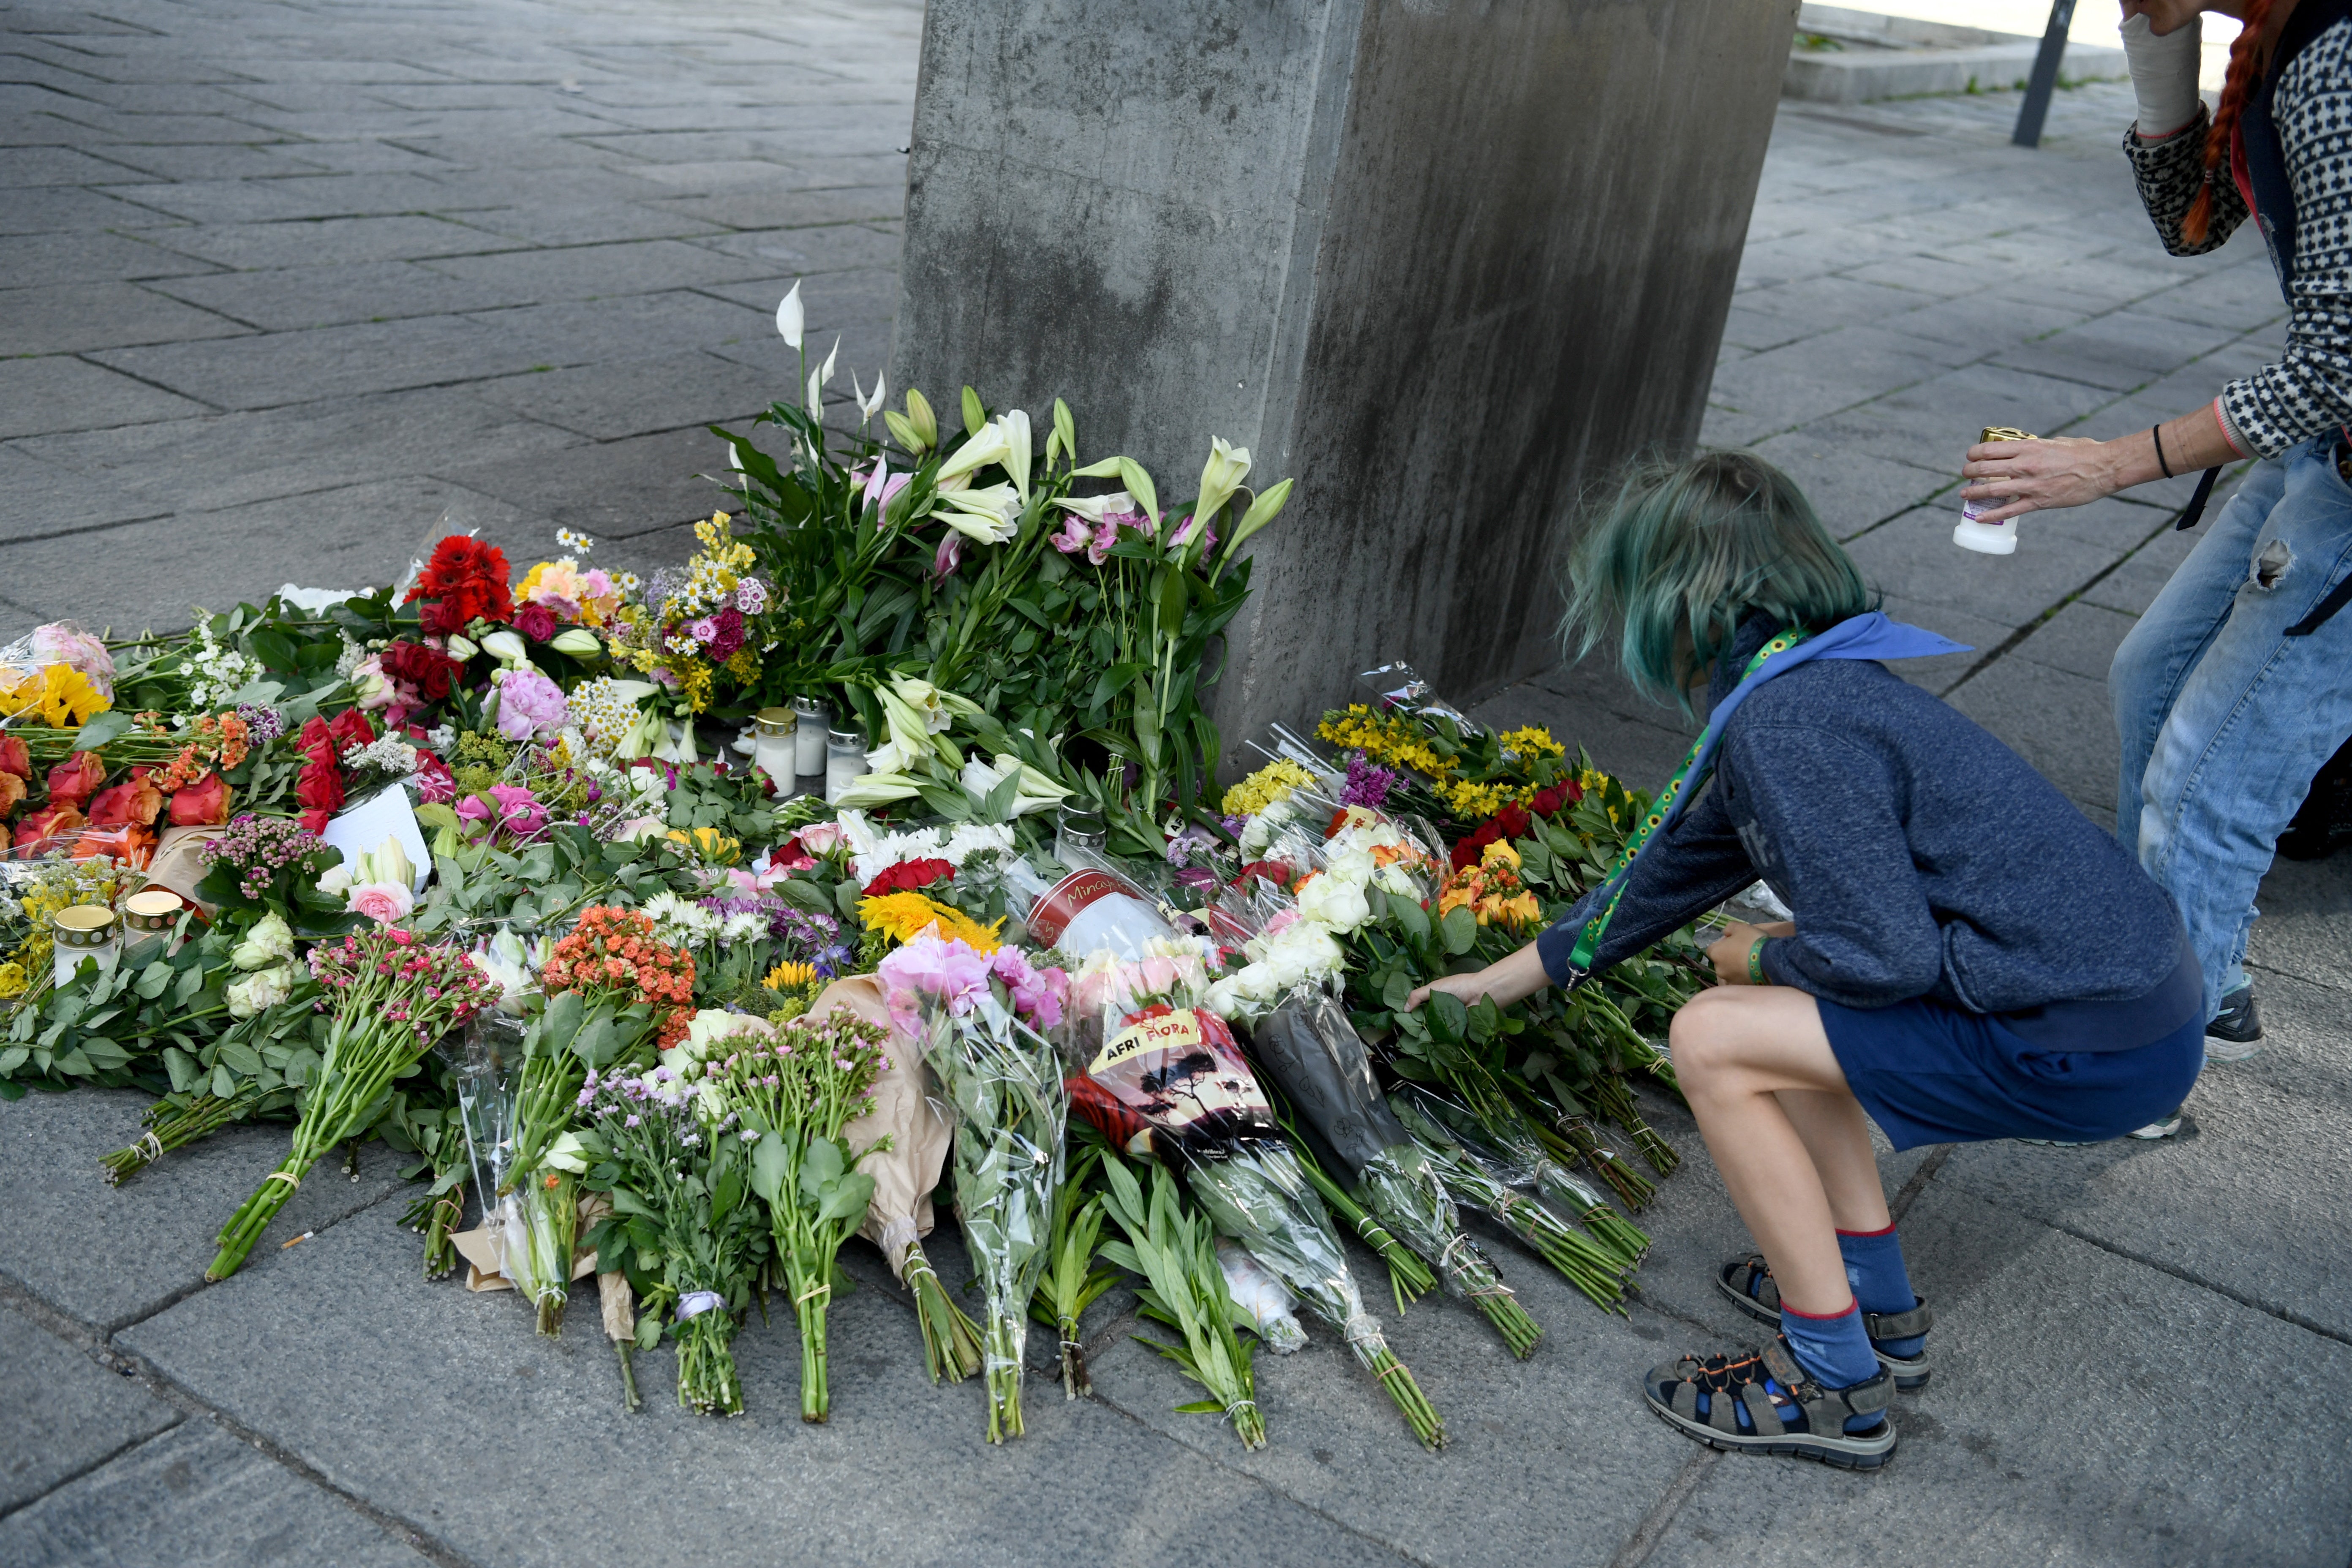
[794,697,828,777]
[824,727,865,804]
[753,707,796,784]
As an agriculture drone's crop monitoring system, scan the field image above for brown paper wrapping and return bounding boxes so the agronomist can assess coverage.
[809,975,950,1279]
[449,1190,629,1341]
[144,825,223,909]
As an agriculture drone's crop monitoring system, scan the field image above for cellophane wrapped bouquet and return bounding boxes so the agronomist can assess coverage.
[878,931,1070,1442]
[1249,987,1541,1358]
[1065,945,1443,1448]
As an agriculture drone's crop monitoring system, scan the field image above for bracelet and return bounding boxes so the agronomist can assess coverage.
[1747,936,1769,986]
[2151,424,2174,479]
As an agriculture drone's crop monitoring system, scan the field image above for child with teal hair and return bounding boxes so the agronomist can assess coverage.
[1411,450,2201,1468]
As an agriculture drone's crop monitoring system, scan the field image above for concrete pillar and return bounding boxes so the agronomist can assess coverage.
[894,0,1797,760]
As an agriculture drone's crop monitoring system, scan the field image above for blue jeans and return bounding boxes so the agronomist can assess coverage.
[2112,435,2352,1019]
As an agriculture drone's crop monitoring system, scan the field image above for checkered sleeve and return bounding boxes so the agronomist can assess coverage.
[2122,106,2247,257]
[2219,21,2352,460]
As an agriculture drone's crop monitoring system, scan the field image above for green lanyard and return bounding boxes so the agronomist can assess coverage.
[1563,626,1810,977]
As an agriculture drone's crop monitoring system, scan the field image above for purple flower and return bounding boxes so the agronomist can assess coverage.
[734,579,769,615]
[1339,751,1399,810]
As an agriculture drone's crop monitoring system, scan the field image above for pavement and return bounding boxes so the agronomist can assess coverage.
[4,5,2350,1566]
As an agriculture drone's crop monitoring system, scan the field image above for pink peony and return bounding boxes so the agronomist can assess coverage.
[348,880,415,925]
[494,670,566,742]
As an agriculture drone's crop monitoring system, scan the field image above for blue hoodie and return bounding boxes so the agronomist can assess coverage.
[1535,612,2188,1022]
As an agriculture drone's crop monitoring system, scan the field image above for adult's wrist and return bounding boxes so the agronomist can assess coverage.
[2123,12,2203,139]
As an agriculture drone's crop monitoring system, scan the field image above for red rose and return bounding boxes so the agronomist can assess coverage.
[329,708,374,754]
[298,715,338,768]
[169,770,231,826]
[0,734,28,780]
[88,766,164,828]
[45,751,106,808]
[14,803,83,849]
[512,602,557,643]
[295,758,345,822]
[418,600,464,638]
[860,858,954,898]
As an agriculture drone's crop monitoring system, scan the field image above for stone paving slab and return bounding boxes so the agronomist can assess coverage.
[0,1420,436,1568]
[0,1301,179,1514]
[114,1206,1407,1568]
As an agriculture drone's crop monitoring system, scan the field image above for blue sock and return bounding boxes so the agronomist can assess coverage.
[1779,1302,1881,1432]
[1838,1225,1925,1358]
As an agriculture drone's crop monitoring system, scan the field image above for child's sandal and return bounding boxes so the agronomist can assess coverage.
[1714,1253,1936,1390]
[1644,1338,1897,1470]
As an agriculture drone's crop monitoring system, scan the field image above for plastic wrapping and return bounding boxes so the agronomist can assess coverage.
[912,988,1067,1443]
[1247,988,1540,1358]
[1216,1237,1307,1354]
[1356,660,1483,738]
[1391,1079,1649,1265]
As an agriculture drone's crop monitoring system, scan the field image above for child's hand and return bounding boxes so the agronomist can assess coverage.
[1706,920,1787,985]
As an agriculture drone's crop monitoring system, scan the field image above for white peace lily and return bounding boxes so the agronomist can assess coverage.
[776,281,804,349]
[818,336,838,388]
[854,368,886,423]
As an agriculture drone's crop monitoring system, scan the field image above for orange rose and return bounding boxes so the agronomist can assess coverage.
[46,751,105,808]
[15,803,84,849]
[0,771,24,817]
[0,734,28,780]
[169,771,231,826]
[87,766,164,828]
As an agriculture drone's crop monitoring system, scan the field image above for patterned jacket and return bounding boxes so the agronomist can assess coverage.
[2123,16,2352,460]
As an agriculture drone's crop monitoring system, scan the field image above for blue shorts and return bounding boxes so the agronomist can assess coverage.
[1818,963,2206,1151]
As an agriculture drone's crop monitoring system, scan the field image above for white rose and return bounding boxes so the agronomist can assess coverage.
[226,962,295,1020]
[230,912,294,972]
[314,863,353,898]
[1296,871,1370,934]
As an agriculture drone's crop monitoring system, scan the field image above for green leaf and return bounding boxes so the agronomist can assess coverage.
[1440,906,1478,956]
[210,1063,237,1100]
[1381,970,1415,1013]
[133,961,172,1000]
[1394,896,1431,945]
[751,1132,789,1206]
[218,1041,265,1078]
[1427,992,1468,1045]
[73,710,137,751]
[817,1170,874,1224]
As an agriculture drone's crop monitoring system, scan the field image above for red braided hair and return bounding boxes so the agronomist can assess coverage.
[2184,0,2277,245]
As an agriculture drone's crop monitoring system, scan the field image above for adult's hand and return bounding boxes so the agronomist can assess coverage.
[1960,405,2241,524]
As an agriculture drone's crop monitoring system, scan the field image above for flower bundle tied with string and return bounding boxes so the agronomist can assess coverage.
[718,1009,890,1423]
[207,929,500,1279]
[502,907,692,1333]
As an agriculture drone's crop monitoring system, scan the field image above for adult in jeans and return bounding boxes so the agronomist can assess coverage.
[1961,0,2352,1110]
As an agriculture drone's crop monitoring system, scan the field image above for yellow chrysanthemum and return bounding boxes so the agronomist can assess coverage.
[858,891,1004,953]
[763,960,817,991]
[0,961,24,999]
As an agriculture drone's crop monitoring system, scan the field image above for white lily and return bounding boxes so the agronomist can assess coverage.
[480,630,530,669]
[1048,489,1136,525]
[444,634,479,662]
[935,483,1021,544]
[1188,437,1251,548]
[831,771,922,810]
[934,422,1010,485]
[995,409,1032,502]
[776,281,803,349]
[959,752,1072,816]
[548,627,601,657]
[544,1131,590,1175]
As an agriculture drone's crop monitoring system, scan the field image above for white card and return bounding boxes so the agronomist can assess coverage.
[321,785,430,892]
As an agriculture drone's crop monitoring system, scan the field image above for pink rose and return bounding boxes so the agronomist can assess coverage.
[348,880,415,925]
[796,822,843,855]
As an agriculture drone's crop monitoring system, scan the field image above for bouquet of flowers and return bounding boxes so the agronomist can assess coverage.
[1389,1079,1648,1266]
[501,908,691,1332]
[804,975,978,1385]
[720,1008,891,1423]
[1067,951,1443,1447]
[879,932,1070,1442]
[578,1057,768,1415]
[207,928,500,1279]
[1247,989,1541,1358]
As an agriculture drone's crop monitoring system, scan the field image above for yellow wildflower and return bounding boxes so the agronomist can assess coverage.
[666,826,740,864]
[1497,725,1565,760]
[0,961,24,999]
[1221,759,1316,818]
[677,662,713,713]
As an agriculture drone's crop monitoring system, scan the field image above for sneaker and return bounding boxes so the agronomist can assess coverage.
[2127,1108,2184,1140]
[2204,986,2264,1063]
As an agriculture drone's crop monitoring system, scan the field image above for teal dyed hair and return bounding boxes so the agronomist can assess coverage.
[1562,449,1874,717]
